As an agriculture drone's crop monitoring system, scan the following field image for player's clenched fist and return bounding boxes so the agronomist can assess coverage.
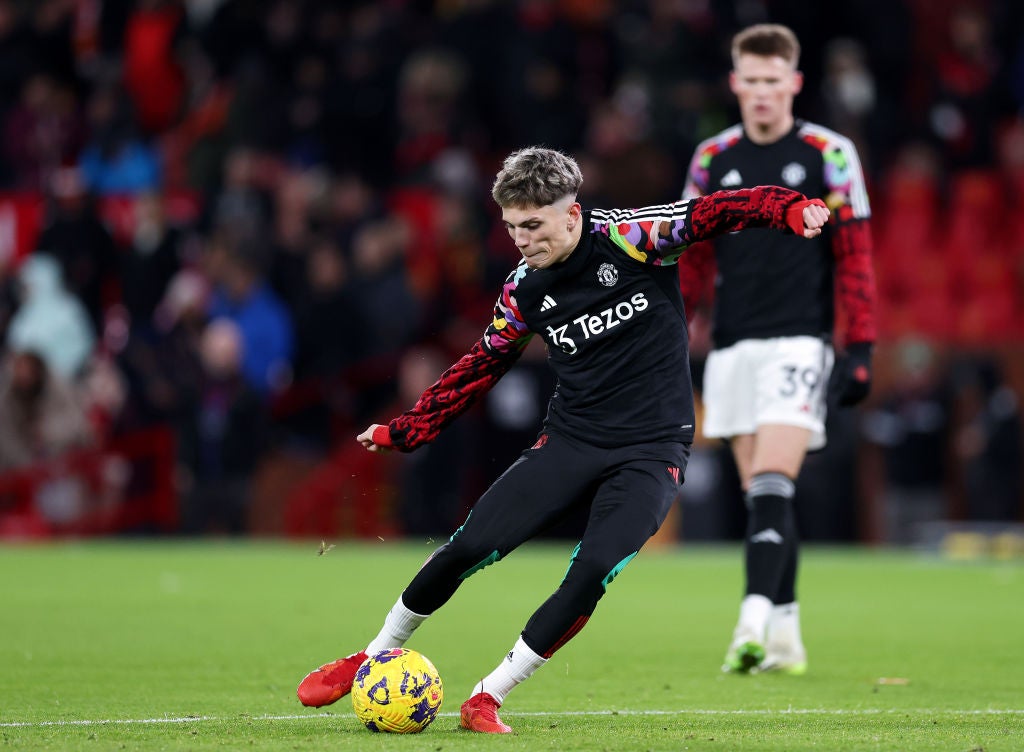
[357,424,392,452]
[784,198,830,238]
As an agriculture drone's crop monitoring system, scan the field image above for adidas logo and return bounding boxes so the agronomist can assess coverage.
[540,295,558,311]
[721,168,743,187]
[749,527,784,544]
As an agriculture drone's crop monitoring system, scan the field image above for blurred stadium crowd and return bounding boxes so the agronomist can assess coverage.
[0,0,1021,545]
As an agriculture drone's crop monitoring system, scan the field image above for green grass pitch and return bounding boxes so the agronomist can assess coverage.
[1,540,1021,751]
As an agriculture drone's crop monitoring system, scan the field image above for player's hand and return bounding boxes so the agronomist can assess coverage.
[829,342,873,407]
[357,424,393,453]
[785,198,830,238]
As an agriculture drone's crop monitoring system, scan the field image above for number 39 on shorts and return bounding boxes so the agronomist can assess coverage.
[778,363,823,399]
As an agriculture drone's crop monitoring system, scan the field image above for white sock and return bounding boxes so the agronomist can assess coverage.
[364,596,429,656]
[470,636,547,705]
[735,594,773,642]
[767,602,802,647]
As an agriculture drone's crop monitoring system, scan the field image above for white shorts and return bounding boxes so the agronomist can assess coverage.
[701,336,834,451]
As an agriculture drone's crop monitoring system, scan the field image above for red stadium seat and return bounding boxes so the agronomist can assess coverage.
[944,170,1005,252]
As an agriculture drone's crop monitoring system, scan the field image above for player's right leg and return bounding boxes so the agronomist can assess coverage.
[297,431,598,708]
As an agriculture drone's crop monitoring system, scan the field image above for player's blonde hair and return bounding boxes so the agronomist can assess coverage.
[491,147,583,208]
[731,24,801,68]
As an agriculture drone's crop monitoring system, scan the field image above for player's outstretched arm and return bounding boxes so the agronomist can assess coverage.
[687,186,830,242]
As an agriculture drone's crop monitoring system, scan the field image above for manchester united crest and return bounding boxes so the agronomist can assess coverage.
[597,262,618,287]
[781,162,806,187]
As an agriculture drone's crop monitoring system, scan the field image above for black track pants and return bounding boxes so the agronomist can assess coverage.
[401,431,689,658]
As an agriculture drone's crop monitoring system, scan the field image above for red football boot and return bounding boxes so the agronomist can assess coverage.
[296,651,368,707]
[460,692,513,733]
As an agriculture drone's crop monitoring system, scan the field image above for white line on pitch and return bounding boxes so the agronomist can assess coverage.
[2,708,1023,729]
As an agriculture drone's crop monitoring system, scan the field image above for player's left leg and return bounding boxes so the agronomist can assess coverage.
[461,442,689,732]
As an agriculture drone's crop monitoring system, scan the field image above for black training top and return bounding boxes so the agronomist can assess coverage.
[681,121,872,348]
[384,187,805,452]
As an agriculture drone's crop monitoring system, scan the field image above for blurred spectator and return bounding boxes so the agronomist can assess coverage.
[292,234,368,382]
[267,167,317,314]
[78,350,127,441]
[2,71,83,191]
[391,345,469,537]
[0,1,33,185]
[927,5,1000,169]
[159,34,233,192]
[177,317,273,535]
[861,340,953,543]
[821,38,877,165]
[204,226,293,395]
[348,216,420,358]
[6,253,95,380]
[26,0,78,85]
[207,146,273,233]
[320,3,400,186]
[951,356,1023,522]
[271,233,368,449]
[0,348,94,471]
[280,51,329,169]
[116,267,206,429]
[428,188,498,346]
[326,170,382,250]
[393,48,472,182]
[840,0,915,177]
[0,343,99,529]
[612,0,722,164]
[78,83,161,195]
[122,0,186,135]
[35,166,118,334]
[119,191,183,328]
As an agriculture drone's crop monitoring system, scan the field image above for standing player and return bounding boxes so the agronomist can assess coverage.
[297,147,828,732]
[679,24,877,675]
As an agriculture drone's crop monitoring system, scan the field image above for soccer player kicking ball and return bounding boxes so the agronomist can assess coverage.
[679,24,877,675]
[296,147,829,733]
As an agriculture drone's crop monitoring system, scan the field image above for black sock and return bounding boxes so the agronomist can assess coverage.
[774,525,799,605]
[744,472,796,599]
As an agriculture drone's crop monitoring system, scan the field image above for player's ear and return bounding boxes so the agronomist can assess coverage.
[567,202,582,231]
[728,70,739,95]
[792,70,804,95]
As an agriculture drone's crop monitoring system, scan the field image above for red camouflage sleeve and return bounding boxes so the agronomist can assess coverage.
[381,264,534,452]
[832,207,877,344]
[803,128,877,345]
[384,341,521,451]
[687,185,806,240]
